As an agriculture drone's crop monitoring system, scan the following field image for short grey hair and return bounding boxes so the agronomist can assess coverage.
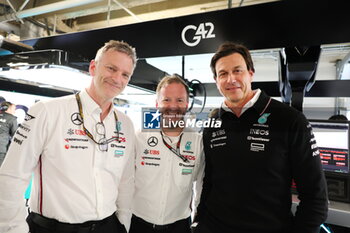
[94,40,137,68]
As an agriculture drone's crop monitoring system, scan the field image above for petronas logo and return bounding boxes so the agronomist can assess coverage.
[185,141,192,150]
[258,113,270,124]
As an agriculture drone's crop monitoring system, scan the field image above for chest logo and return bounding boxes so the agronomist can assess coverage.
[114,150,124,157]
[147,136,158,147]
[116,121,122,131]
[258,113,270,124]
[71,112,83,125]
[24,113,35,121]
[185,141,192,150]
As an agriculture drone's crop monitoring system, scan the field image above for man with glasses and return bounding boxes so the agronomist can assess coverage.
[0,40,137,233]
[129,75,205,233]
[194,42,328,233]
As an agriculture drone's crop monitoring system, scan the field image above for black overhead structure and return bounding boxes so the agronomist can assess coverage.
[0,78,73,97]
[128,59,168,93]
[0,0,349,109]
[279,46,321,111]
[0,35,33,53]
[0,49,90,96]
[0,49,90,71]
[13,0,350,59]
[196,80,350,98]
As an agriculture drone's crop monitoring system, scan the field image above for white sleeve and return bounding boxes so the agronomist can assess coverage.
[0,102,48,233]
[193,137,205,213]
[116,121,136,232]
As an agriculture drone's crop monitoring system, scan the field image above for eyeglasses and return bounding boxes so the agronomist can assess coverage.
[75,93,120,152]
[96,122,107,152]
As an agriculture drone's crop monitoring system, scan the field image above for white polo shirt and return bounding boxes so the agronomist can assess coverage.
[132,130,205,225]
[0,89,135,233]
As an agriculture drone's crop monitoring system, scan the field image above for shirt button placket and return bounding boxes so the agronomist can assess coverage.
[94,169,103,217]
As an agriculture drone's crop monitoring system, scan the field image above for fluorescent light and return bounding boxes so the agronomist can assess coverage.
[0,64,157,105]
[7,62,31,67]
[0,65,91,90]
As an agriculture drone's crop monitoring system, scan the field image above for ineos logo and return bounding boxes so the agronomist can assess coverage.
[181,22,215,47]
[249,129,269,136]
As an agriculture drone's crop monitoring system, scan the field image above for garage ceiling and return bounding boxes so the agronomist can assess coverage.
[0,0,278,40]
[0,0,349,116]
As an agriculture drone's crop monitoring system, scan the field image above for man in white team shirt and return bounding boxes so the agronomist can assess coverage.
[130,75,205,233]
[0,40,137,233]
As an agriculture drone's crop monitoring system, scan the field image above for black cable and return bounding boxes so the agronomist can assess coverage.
[44,18,51,36]
[174,73,206,114]
[25,18,66,34]
[239,0,245,7]
[188,79,207,114]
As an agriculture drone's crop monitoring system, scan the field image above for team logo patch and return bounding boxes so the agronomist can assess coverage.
[141,161,160,166]
[115,150,124,157]
[185,141,192,150]
[182,168,193,175]
[258,113,270,124]
[13,137,23,145]
[116,121,122,131]
[250,143,265,152]
[24,113,35,121]
[67,128,86,136]
[71,112,83,125]
[212,129,225,138]
[144,149,160,155]
[67,129,74,135]
[147,136,158,147]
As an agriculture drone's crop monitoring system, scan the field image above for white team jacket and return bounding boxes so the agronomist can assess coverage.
[0,90,135,233]
[132,130,205,225]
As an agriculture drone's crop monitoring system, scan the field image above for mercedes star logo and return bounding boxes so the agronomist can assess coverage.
[71,112,83,125]
[147,136,158,147]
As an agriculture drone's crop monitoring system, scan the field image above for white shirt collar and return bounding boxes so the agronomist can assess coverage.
[160,131,184,145]
[222,89,261,115]
[79,89,115,119]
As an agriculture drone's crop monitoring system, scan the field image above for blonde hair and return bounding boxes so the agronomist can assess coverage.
[156,75,190,101]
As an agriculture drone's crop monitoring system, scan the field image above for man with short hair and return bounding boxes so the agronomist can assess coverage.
[195,42,328,233]
[0,40,137,233]
[130,75,205,233]
[0,101,18,167]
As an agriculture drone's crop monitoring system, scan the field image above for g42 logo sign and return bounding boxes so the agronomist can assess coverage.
[181,22,216,47]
